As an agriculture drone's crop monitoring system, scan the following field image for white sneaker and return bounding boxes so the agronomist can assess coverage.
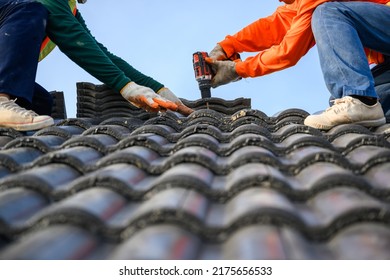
[0,97,54,131]
[304,96,386,130]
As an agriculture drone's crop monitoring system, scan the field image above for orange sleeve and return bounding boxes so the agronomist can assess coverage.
[219,4,297,58]
[365,48,385,65]
[236,10,315,78]
[220,0,330,78]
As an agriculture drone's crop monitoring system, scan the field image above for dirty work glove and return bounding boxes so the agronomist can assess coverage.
[205,58,240,88]
[157,87,194,116]
[209,44,241,62]
[120,82,178,112]
[209,44,228,61]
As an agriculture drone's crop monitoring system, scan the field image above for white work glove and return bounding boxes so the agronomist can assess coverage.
[157,87,194,116]
[120,82,178,112]
[205,58,240,88]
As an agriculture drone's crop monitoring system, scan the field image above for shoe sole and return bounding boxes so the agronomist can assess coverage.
[0,117,54,131]
[354,117,387,128]
[305,117,386,130]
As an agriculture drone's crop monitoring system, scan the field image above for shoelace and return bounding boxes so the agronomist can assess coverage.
[326,96,354,112]
[0,99,38,117]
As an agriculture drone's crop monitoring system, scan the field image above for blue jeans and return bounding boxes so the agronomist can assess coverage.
[0,0,52,115]
[312,2,390,109]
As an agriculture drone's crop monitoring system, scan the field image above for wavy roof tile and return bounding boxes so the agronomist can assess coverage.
[0,83,389,260]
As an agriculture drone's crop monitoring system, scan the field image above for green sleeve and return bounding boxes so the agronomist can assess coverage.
[75,11,164,92]
[38,0,163,92]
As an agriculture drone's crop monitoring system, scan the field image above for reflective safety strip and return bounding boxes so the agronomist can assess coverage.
[39,0,77,61]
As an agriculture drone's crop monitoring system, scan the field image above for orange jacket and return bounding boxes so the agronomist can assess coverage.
[219,0,389,78]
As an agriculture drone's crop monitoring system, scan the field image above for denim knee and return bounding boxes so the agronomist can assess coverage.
[312,2,344,31]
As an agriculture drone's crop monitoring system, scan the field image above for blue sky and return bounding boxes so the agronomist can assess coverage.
[36,0,330,118]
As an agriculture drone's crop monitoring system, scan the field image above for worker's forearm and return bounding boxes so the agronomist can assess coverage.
[74,11,164,92]
[107,55,164,93]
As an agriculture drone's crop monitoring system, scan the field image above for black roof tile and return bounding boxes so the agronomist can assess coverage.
[0,188,48,228]
[0,164,81,200]
[0,225,100,260]
[109,225,201,260]
[32,146,103,173]
[1,82,390,260]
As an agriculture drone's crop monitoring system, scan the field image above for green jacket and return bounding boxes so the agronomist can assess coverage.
[37,0,163,92]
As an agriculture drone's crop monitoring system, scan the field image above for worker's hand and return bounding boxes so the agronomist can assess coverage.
[157,87,194,116]
[209,44,241,62]
[209,44,228,61]
[205,58,240,88]
[120,82,178,112]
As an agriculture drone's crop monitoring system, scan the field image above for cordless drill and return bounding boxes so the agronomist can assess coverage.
[193,52,213,98]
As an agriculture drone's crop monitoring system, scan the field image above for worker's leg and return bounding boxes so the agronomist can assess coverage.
[328,57,390,118]
[0,1,48,102]
[0,2,53,131]
[305,2,390,130]
[311,1,390,99]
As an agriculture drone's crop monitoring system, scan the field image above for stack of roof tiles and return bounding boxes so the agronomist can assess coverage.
[0,83,389,260]
[76,82,252,118]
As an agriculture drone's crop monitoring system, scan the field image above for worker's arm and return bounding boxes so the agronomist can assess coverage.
[219,4,297,58]
[235,11,315,77]
[39,0,165,94]
[74,11,165,93]
[39,0,130,92]
[220,0,326,78]
[73,10,193,115]
[38,0,190,114]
